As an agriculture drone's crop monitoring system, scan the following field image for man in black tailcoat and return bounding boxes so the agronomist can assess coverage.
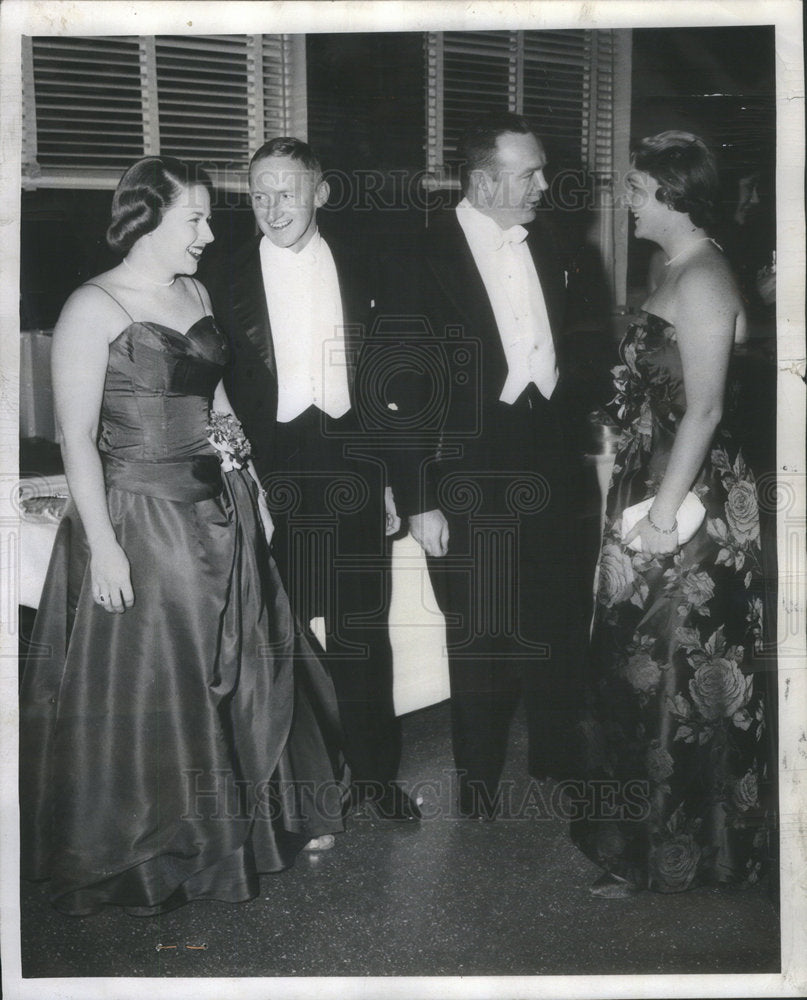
[374,112,586,819]
[207,137,419,822]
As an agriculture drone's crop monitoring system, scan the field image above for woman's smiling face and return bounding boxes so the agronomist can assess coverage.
[147,183,214,273]
[625,169,668,241]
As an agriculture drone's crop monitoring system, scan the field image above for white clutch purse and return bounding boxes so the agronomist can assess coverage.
[621,492,706,552]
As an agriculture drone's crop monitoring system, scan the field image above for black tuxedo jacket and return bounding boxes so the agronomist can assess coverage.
[375,208,573,517]
[206,232,371,485]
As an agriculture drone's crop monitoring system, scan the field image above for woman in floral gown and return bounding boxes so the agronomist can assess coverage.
[572,132,770,897]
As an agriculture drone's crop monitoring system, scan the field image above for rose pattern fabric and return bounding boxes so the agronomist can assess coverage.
[572,312,771,893]
[623,650,663,694]
[689,656,751,721]
[645,740,675,784]
[598,542,636,607]
[648,832,702,893]
[725,480,760,544]
[734,769,760,812]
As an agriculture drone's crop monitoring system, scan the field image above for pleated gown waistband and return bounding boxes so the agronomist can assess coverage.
[102,454,223,502]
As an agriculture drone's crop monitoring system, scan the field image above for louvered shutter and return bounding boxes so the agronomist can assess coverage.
[523,30,588,169]
[426,29,616,182]
[154,35,252,169]
[443,32,517,161]
[22,34,302,190]
[426,31,515,183]
[25,36,144,174]
[581,30,615,180]
[262,34,301,140]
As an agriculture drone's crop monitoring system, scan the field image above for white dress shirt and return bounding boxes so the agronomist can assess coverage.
[455,198,558,403]
[260,230,352,423]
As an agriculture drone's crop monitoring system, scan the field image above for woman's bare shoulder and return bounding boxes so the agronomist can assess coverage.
[56,270,132,343]
[180,275,213,312]
[677,251,743,314]
[63,268,123,304]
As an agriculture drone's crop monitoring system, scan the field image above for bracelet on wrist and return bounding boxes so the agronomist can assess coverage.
[647,509,678,534]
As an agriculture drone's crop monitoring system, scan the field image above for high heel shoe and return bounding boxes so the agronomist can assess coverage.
[589,872,640,898]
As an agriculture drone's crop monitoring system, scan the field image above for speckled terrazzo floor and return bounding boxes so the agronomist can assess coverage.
[19,700,779,981]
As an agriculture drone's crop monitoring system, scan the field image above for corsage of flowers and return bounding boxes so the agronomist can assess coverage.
[206,412,252,471]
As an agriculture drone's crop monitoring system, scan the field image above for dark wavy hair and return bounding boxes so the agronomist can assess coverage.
[457,111,537,194]
[107,156,213,255]
[631,131,720,232]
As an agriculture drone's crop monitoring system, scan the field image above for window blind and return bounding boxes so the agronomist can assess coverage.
[262,34,295,140]
[523,30,589,169]
[154,35,251,168]
[426,29,616,183]
[22,33,301,190]
[26,36,144,172]
[581,30,615,180]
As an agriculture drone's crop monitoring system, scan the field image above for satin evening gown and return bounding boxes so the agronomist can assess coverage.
[20,309,345,916]
[571,311,772,893]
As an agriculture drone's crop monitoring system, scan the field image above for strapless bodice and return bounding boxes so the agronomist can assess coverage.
[613,310,686,436]
[98,316,227,461]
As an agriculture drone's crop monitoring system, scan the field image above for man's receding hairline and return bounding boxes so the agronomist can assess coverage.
[494,130,545,155]
[478,130,545,177]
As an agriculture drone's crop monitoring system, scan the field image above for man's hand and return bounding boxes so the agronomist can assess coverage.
[409,508,449,557]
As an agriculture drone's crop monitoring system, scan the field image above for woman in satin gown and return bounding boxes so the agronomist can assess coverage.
[20,157,345,916]
[572,133,771,896]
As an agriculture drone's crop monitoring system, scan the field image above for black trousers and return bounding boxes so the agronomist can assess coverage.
[425,389,587,813]
[263,407,400,788]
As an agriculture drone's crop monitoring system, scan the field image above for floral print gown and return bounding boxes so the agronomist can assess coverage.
[571,311,770,893]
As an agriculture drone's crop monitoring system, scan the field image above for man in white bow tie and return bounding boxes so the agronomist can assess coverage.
[208,137,421,823]
[376,112,586,819]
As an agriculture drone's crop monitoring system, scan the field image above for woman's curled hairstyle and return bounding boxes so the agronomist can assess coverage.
[631,131,720,232]
[107,156,213,255]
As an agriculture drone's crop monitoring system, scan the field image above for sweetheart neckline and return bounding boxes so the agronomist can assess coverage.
[109,315,217,348]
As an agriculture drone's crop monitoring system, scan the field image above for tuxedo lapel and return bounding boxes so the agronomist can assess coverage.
[328,242,361,400]
[426,214,496,331]
[526,222,565,350]
[426,214,508,388]
[230,233,364,409]
[231,239,277,377]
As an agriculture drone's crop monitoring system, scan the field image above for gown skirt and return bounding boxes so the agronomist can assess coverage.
[570,312,772,893]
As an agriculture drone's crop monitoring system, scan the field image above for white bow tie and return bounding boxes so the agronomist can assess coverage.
[494,225,528,250]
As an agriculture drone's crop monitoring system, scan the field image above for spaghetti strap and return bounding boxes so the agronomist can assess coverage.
[186,277,209,316]
[84,282,136,324]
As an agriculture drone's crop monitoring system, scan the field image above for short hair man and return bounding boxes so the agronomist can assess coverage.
[378,111,586,818]
[208,137,420,822]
